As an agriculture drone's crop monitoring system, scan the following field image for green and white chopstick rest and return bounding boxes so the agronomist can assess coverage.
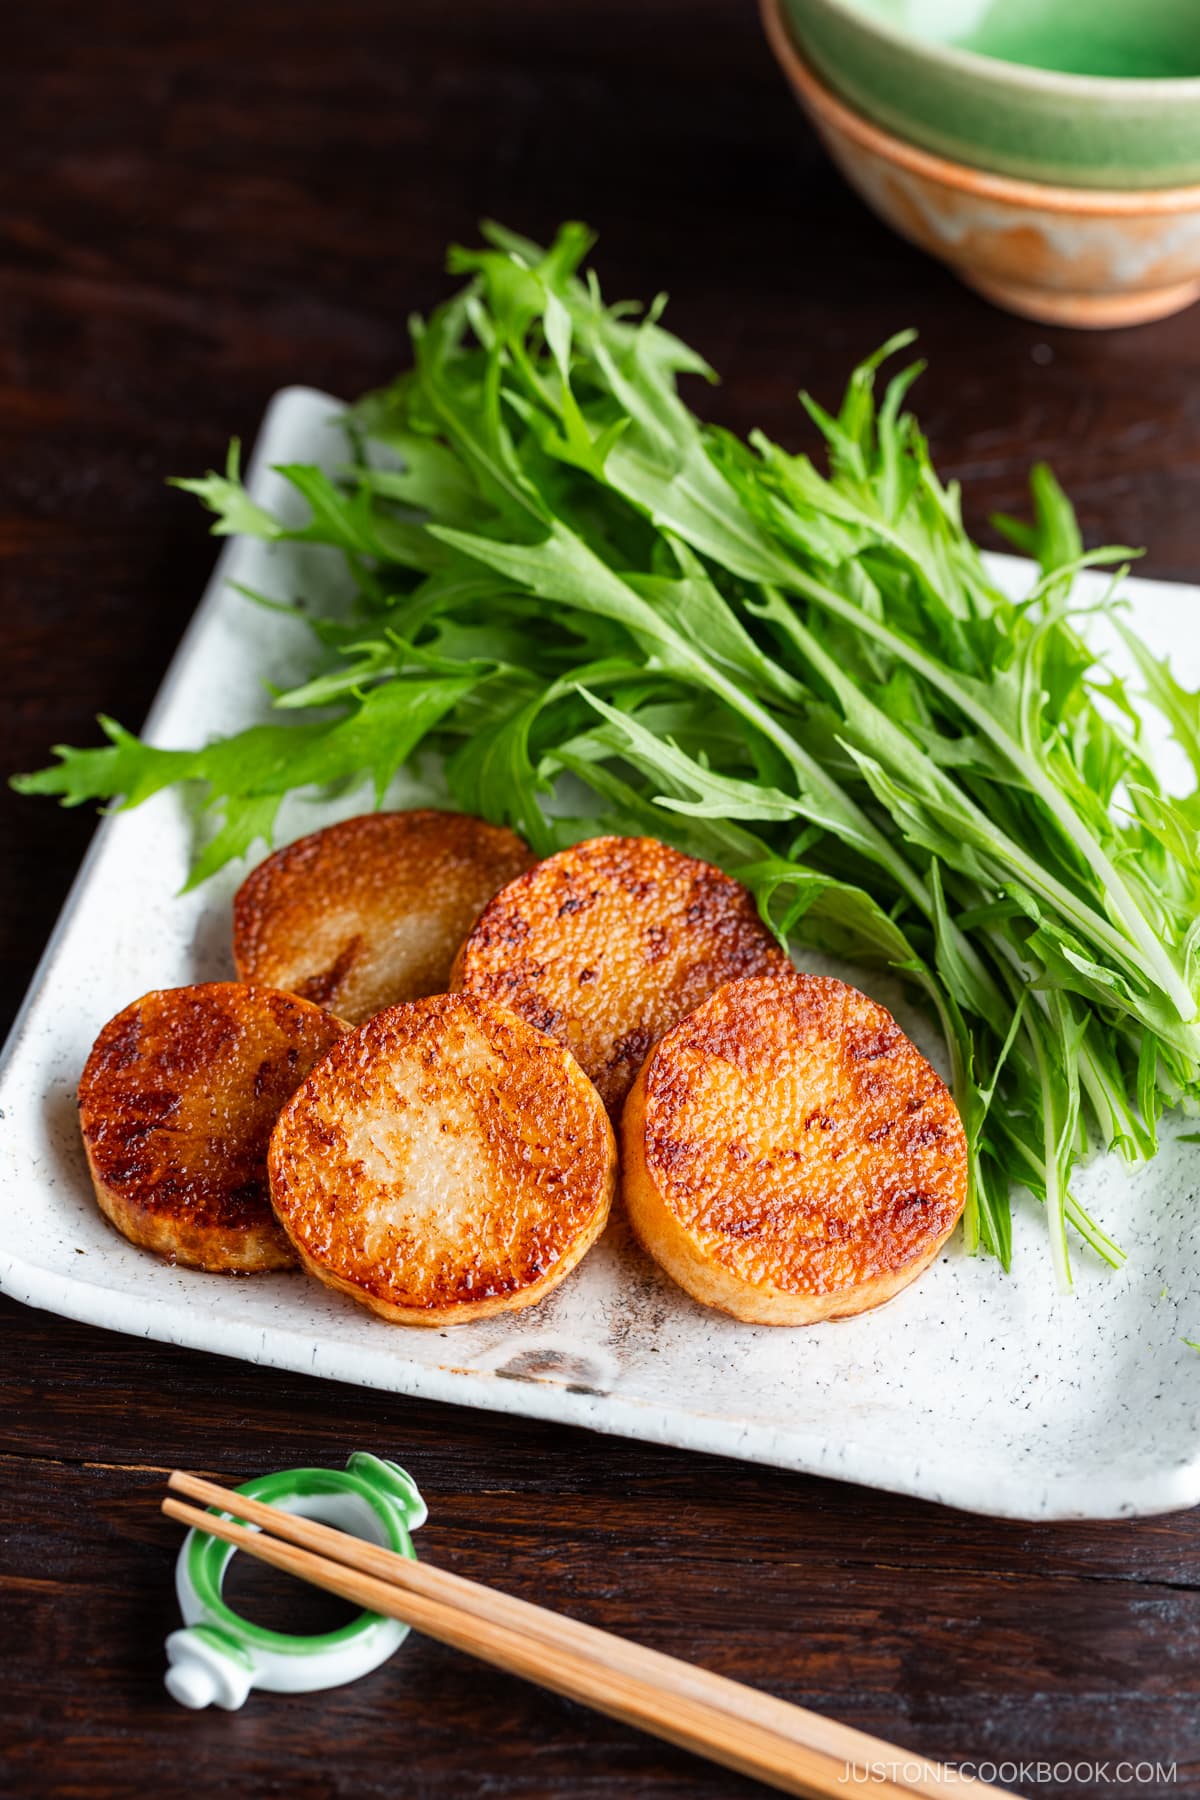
[164,1452,427,1709]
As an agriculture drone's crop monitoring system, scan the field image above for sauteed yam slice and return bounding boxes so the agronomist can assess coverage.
[451,835,788,1113]
[621,972,967,1323]
[234,810,534,1025]
[268,993,616,1325]
[78,982,347,1273]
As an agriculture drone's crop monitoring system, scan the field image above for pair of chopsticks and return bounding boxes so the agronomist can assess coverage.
[164,1473,1015,1800]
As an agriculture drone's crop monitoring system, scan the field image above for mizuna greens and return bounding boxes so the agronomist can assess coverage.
[20,222,1200,1283]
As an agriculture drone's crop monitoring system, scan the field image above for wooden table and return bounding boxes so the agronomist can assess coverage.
[3,4,1199,1795]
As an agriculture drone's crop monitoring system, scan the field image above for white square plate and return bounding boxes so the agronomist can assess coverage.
[3,387,1198,1521]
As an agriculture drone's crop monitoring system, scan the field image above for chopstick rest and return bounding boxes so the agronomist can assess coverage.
[164,1452,427,1709]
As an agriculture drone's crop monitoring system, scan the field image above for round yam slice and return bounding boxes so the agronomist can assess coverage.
[450,835,788,1114]
[233,810,534,1025]
[268,994,616,1326]
[78,983,347,1273]
[621,972,968,1324]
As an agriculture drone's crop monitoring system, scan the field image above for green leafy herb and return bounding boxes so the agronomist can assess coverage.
[18,221,1200,1281]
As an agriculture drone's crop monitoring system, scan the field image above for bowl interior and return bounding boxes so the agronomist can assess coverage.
[839,0,1200,78]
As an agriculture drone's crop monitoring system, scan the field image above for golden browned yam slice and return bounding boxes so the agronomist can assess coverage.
[78,983,347,1273]
[450,835,789,1115]
[621,972,968,1325]
[233,810,535,1025]
[269,993,616,1327]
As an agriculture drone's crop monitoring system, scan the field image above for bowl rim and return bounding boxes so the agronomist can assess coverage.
[777,0,1200,99]
[762,0,1200,213]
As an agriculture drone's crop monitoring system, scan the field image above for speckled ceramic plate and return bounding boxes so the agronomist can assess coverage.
[3,387,1198,1522]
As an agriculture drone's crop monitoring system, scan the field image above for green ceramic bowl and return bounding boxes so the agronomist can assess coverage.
[780,0,1200,188]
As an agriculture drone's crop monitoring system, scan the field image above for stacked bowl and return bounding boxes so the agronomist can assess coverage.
[762,0,1200,325]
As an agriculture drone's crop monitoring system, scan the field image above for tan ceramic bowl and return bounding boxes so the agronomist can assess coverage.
[762,0,1200,328]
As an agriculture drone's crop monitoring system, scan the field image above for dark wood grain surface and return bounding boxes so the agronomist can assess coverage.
[3,4,1200,1796]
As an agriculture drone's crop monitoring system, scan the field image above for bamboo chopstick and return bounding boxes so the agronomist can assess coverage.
[168,1472,962,1794]
[163,1474,1018,1800]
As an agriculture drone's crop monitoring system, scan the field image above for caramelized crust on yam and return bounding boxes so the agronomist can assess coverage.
[233,810,534,1025]
[268,994,616,1326]
[78,983,347,1273]
[450,836,788,1114]
[621,972,967,1324]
